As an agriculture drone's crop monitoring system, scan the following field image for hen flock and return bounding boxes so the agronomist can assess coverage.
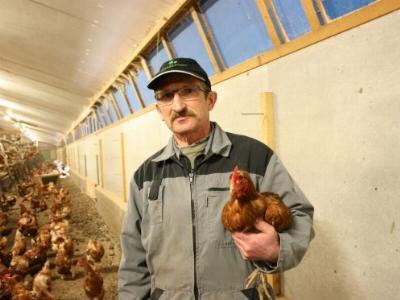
[0,163,105,300]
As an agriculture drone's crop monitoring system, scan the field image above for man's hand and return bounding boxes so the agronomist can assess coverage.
[232,219,280,263]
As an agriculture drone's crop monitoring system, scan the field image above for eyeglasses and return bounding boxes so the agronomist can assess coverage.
[155,85,208,107]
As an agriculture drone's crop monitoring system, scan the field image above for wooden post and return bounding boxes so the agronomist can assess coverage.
[260,92,281,295]
[260,92,276,150]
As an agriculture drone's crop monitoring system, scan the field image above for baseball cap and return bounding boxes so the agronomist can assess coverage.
[147,57,211,90]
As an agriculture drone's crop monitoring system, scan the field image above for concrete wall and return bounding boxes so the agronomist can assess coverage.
[65,10,400,300]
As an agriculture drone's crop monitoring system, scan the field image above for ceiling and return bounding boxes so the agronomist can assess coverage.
[0,0,180,145]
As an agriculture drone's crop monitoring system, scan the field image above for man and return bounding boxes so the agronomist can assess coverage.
[118,57,314,299]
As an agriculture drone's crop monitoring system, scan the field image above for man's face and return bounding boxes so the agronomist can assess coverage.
[155,74,217,139]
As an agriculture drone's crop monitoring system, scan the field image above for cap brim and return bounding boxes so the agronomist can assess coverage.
[147,70,206,90]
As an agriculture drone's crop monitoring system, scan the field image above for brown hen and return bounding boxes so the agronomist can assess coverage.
[86,240,104,266]
[76,257,105,300]
[222,166,292,233]
[221,166,293,300]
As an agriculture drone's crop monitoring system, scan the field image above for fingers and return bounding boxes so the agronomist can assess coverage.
[232,234,249,260]
[254,219,274,232]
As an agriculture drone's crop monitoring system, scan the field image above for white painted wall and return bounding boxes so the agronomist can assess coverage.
[65,10,400,300]
[101,126,123,198]
[122,110,170,200]
[264,11,400,300]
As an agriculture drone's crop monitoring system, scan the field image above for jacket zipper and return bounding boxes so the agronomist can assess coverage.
[189,170,199,300]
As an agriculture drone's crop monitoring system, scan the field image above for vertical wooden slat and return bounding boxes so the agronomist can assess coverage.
[116,84,134,114]
[109,93,123,119]
[99,139,104,188]
[313,0,330,24]
[260,92,276,150]
[254,0,283,47]
[100,97,113,122]
[120,132,127,202]
[267,272,281,296]
[260,92,281,295]
[265,0,289,42]
[301,0,323,30]
[138,56,153,80]
[190,6,224,73]
[161,36,174,59]
[127,71,146,108]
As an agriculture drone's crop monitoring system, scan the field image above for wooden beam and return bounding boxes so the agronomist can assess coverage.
[265,0,289,42]
[255,0,283,46]
[300,0,322,31]
[313,0,330,24]
[108,92,123,120]
[127,71,147,109]
[115,84,134,114]
[161,36,174,59]
[260,92,276,150]
[138,55,153,80]
[260,92,281,295]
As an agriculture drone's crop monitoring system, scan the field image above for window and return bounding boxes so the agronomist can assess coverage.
[89,117,94,134]
[135,69,156,106]
[272,0,310,40]
[113,88,131,118]
[168,14,215,76]
[147,43,169,75]
[74,127,81,140]
[201,0,274,68]
[320,0,375,20]
[91,116,97,132]
[66,133,73,144]
[97,103,111,126]
[95,110,103,128]
[124,82,142,111]
[104,99,119,123]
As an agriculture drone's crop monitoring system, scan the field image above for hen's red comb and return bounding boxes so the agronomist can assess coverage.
[231,165,239,183]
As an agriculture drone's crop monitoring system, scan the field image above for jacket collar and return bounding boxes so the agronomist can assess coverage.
[151,122,232,162]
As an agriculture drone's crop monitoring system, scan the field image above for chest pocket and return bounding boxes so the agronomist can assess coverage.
[206,187,235,247]
[147,179,164,225]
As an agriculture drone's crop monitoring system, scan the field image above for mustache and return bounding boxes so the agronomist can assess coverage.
[170,110,196,122]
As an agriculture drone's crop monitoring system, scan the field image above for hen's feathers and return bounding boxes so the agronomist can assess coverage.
[262,192,293,233]
[221,168,292,233]
[221,168,292,300]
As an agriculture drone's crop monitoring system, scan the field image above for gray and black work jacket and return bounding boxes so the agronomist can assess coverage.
[118,122,314,300]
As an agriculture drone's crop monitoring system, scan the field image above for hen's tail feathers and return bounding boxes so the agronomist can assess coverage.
[245,269,276,300]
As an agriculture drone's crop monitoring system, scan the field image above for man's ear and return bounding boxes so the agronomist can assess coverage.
[207,91,217,111]
[155,103,161,114]
[155,104,164,120]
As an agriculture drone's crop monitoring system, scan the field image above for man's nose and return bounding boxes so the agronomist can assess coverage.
[171,93,186,111]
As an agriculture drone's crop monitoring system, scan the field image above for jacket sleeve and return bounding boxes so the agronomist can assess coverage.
[118,177,151,300]
[256,153,315,272]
